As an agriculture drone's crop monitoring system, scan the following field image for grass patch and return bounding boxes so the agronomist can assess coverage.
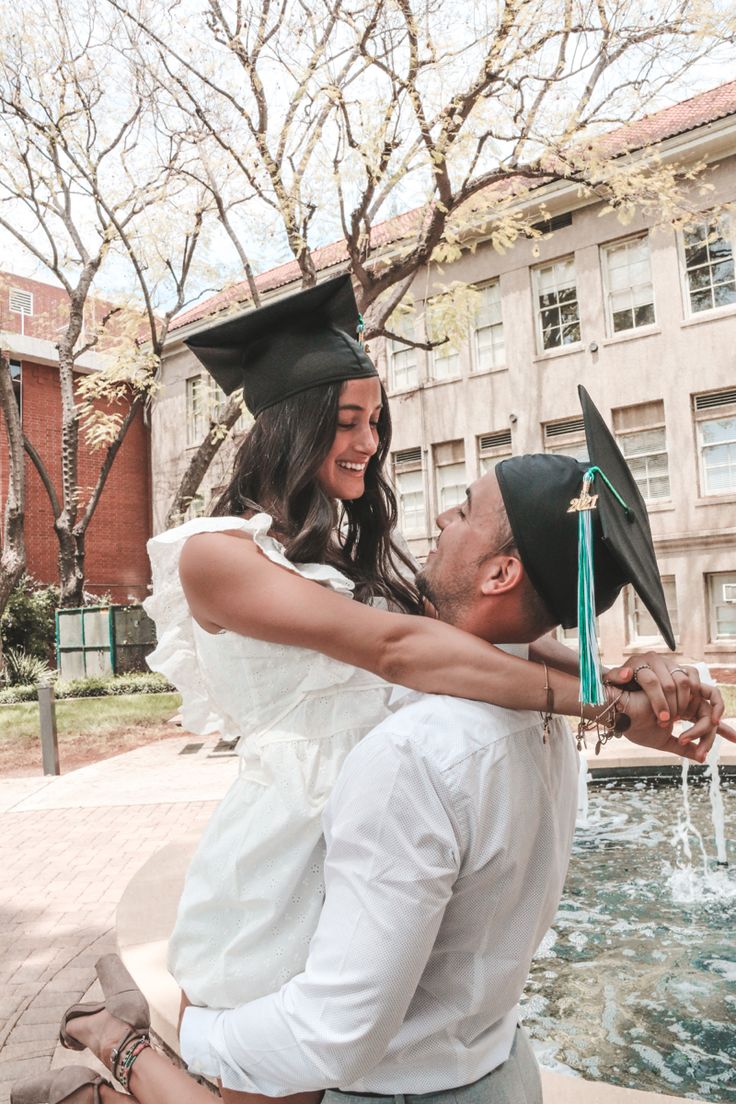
[0,691,182,776]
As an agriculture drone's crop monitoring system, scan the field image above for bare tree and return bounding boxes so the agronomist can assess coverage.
[109,0,735,520]
[0,0,207,605]
[0,351,26,673]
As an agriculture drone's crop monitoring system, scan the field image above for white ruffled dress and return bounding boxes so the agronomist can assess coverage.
[143,514,394,1009]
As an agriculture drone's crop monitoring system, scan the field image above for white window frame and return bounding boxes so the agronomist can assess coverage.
[613,402,670,505]
[472,281,505,373]
[532,257,581,354]
[707,572,736,641]
[601,235,656,336]
[430,342,460,382]
[694,393,736,498]
[625,577,678,645]
[186,375,245,447]
[393,449,427,536]
[679,217,736,318]
[543,417,589,462]
[433,440,467,514]
[387,312,419,393]
[424,300,461,383]
[477,429,512,475]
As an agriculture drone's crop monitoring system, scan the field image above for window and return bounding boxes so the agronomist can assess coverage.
[393,448,426,534]
[682,219,736,314]
[707,572,736,640]
[694,389,736,496]
[425,301,460,382]
[625,577,678,644]
[8,359,21,412]
[388,312,418,392]
[473,282,504,372]
[613,401,670,503]
[433,440,466,513]
[543,417,589,462]
[534,258,580,352]
[9,288,33,316]
[186,375,245,447]
[477,429,512,475]
[602,236,655,333]
[186,376,206,446]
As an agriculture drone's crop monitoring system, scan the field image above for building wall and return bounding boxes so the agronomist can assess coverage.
[154,149,736,672]
[0,272,152,602]
[375,154,736,673]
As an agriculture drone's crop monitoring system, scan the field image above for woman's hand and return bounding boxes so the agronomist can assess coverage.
[623,687,736,763]
[605,652,725,731]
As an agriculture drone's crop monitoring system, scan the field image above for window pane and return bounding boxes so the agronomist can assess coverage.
[432,345,460,380]
[396,468,426,533]
[536,260,579,351]
[604,238,655,332]
[627,578,678,642]
[709,573,736,640]
[436,460,467,512]
[474,283,504,371]
[699,416,736,495]
[685,221,735,314]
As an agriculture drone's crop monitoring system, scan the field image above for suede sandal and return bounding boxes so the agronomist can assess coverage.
[59,953,150,1051]
[11,1064,111,1104]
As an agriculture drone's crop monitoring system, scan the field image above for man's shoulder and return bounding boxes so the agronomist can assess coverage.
[353,692,548,777]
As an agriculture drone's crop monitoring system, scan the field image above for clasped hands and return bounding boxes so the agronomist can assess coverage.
[604,653,735,763]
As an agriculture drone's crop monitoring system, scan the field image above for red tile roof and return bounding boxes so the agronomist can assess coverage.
[171,79,736,333]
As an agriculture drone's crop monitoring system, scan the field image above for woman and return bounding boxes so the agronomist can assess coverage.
[12,276,724,1104]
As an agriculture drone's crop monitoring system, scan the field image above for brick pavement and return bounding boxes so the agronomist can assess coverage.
[0,735,232,1104]
[0,729,732,1104]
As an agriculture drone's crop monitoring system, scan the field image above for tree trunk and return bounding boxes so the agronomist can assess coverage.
[56,525,86,608]
[0,352,27,674]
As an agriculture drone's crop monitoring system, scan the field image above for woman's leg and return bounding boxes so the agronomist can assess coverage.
[67,1008,323,1104]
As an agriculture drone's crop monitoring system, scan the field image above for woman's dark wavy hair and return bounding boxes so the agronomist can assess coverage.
[212,380,423,614]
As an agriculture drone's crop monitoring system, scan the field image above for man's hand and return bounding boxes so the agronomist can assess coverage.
[606,652,727,732]
[624,688,736,763]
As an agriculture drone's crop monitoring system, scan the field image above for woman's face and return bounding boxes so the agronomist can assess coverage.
[317,376,383,500]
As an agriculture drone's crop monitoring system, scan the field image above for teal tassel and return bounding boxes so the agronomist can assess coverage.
[356,313,366,345]
[577,477,606,706]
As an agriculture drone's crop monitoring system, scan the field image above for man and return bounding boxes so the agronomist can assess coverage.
[176,388,732,1102]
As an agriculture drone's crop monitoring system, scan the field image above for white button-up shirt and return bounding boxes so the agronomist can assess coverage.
[181,693,579,1095]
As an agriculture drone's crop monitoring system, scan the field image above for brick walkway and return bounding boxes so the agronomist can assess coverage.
[0,728,732,1104]
[0,735,234,1104]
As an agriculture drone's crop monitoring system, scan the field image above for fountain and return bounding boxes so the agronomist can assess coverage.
[523,752,735,1101]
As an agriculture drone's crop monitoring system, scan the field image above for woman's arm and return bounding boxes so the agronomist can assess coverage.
[179,531,732,758]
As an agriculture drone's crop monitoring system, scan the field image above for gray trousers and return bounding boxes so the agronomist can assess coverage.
[327,1027,542,1104]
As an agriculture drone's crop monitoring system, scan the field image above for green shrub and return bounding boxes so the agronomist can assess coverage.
[5,647,54,687]
[1,575,60,664]
[0,670,173,705]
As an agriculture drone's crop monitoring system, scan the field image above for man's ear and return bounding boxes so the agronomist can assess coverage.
[479,555,524,597]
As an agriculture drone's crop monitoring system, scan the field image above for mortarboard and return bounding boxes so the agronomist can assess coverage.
[184,273,378,416]
[496,385,674,705]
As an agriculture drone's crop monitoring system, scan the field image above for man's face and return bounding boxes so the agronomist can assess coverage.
[416,471,511,627]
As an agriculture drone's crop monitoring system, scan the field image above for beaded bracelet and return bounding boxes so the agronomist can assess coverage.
[577,689,631,755]
[113,1031,151,1091]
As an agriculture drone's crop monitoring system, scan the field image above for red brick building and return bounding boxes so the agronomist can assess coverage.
[0,271,152,601]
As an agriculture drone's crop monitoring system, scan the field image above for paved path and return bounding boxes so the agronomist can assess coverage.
[0,726,732,1104]
[0,733,236,1104]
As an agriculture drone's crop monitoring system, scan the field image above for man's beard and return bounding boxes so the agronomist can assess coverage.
[416,563,471,626]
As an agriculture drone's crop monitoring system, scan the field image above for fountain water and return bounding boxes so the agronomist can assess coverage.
[525,666,735,1100]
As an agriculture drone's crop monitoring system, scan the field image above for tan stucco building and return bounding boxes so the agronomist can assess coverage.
[154,83,736,675]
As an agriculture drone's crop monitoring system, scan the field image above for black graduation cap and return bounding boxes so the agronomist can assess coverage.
[184,273,378,416]
[496,385,674,704]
